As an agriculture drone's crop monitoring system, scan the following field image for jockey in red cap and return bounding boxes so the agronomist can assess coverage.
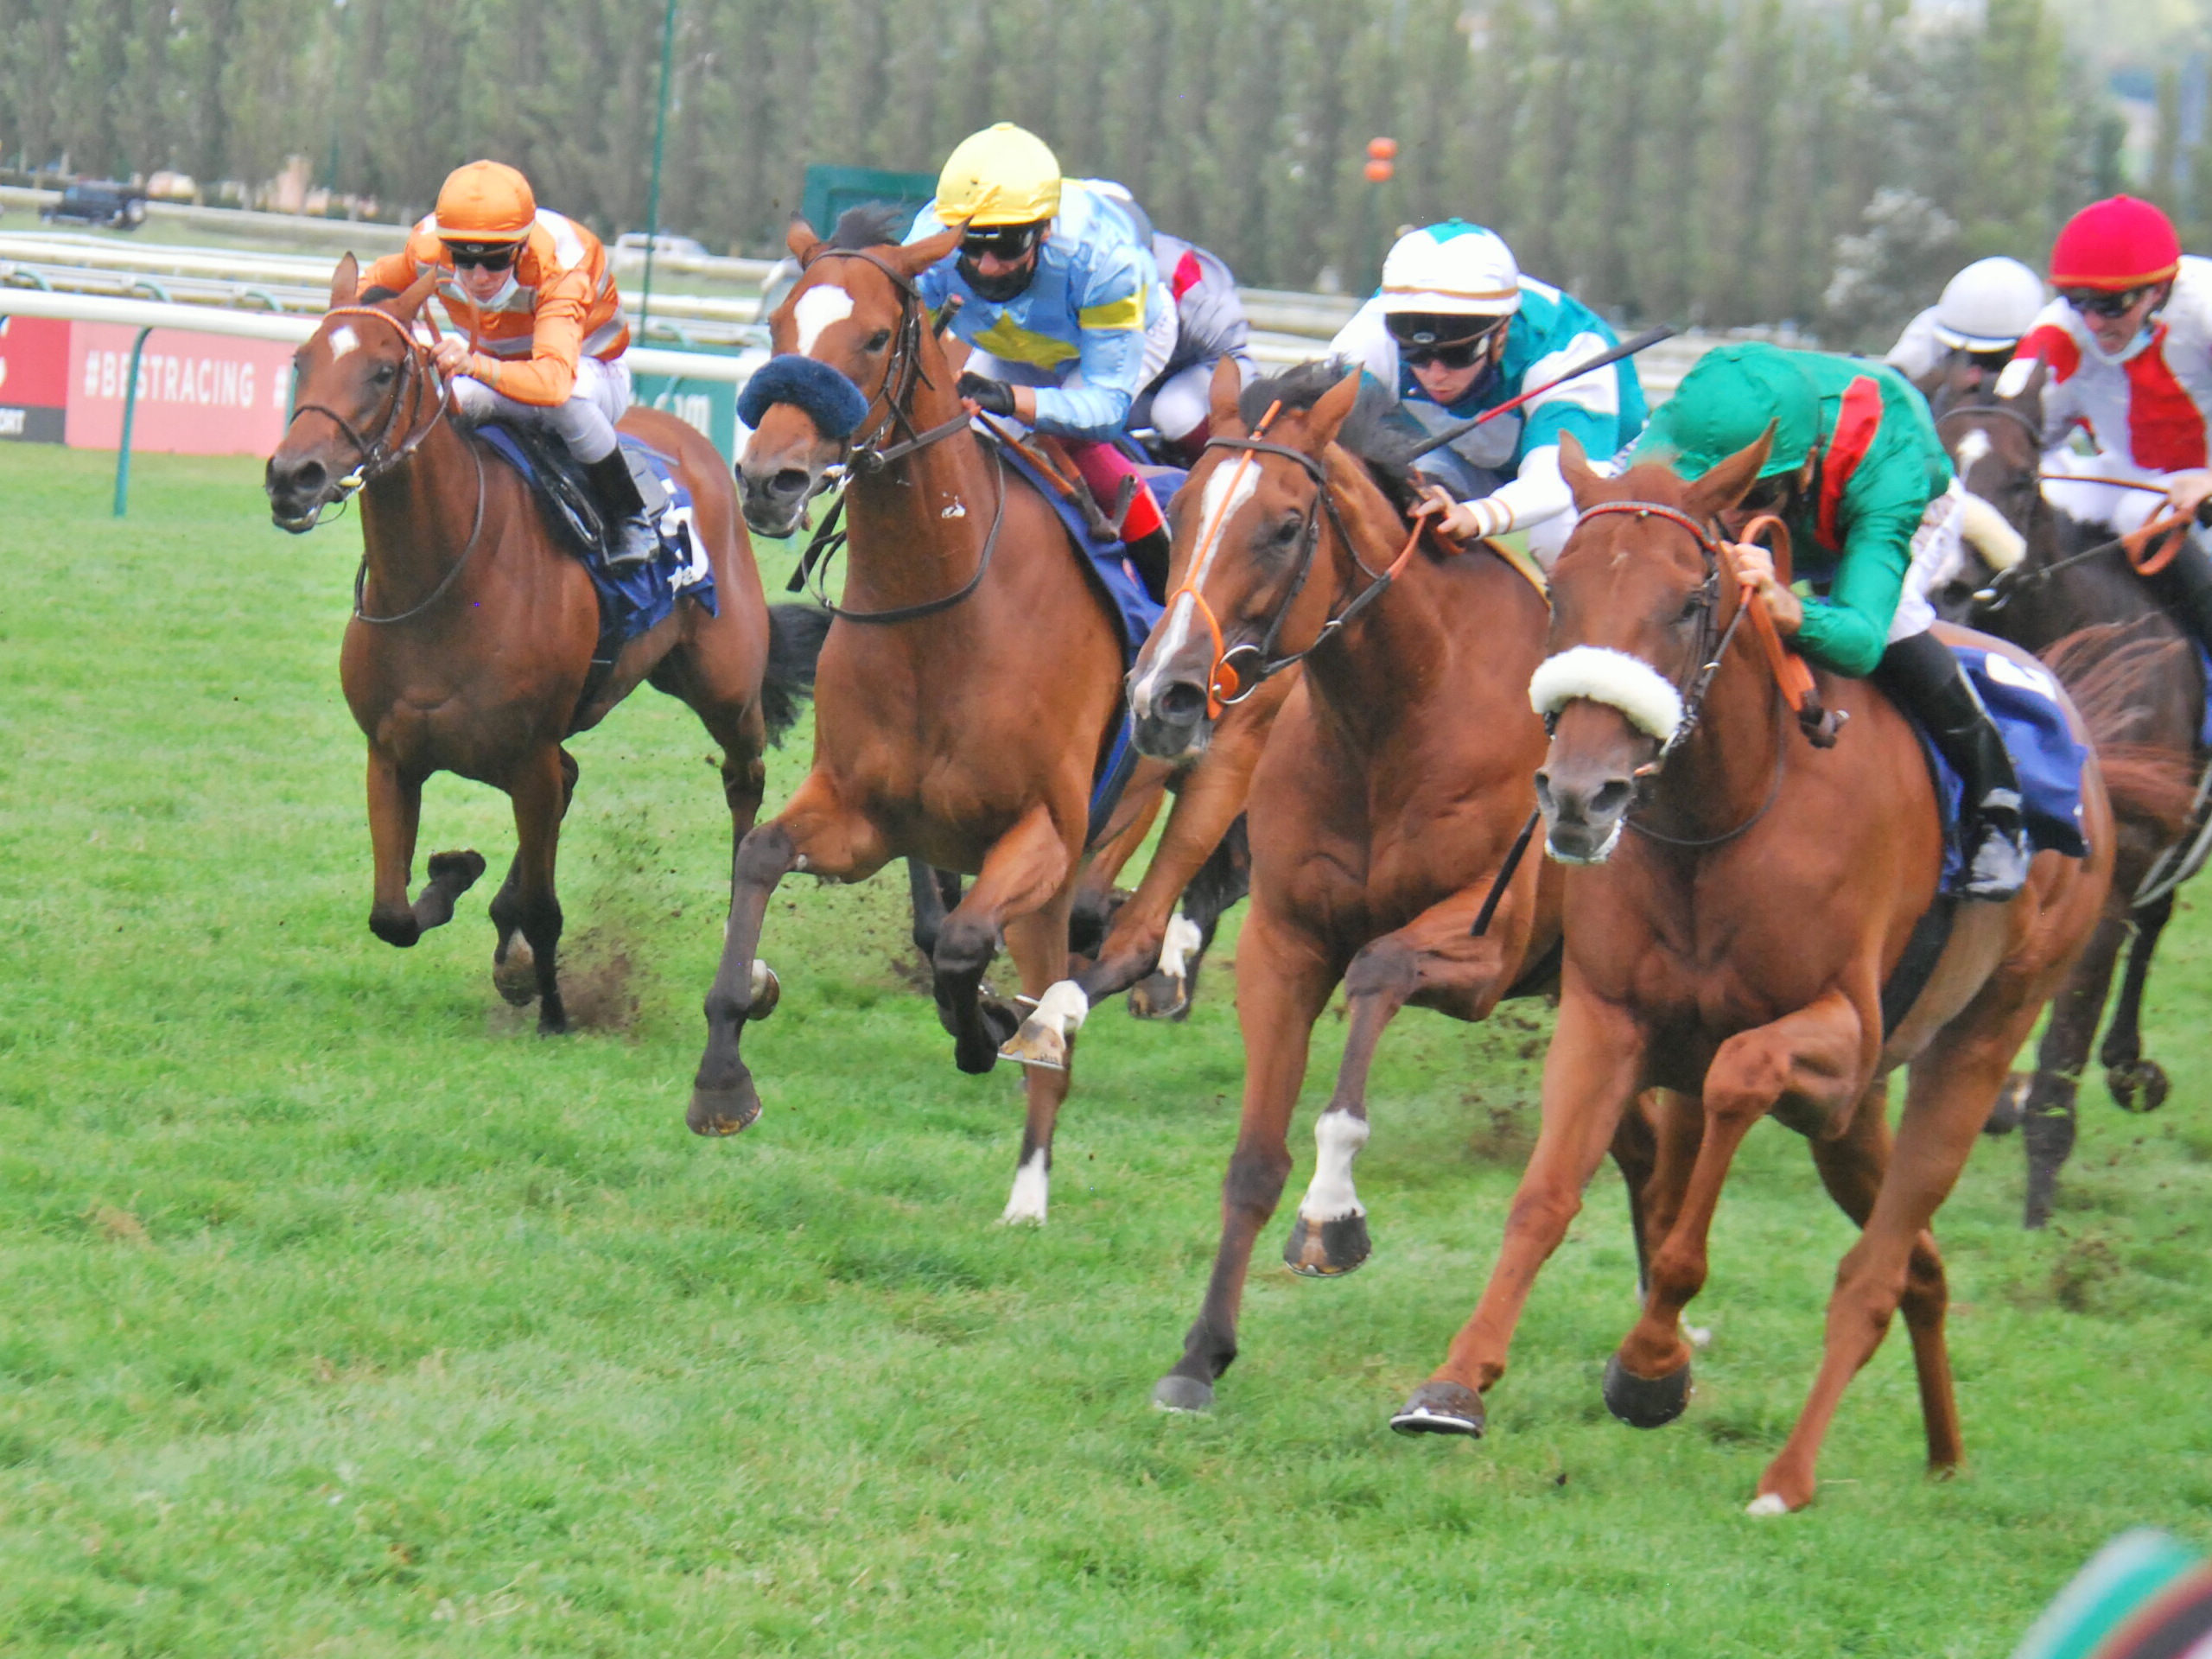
[2012,196,2212,652]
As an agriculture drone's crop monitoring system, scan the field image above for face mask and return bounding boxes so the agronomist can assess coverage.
[957,250,1039,304]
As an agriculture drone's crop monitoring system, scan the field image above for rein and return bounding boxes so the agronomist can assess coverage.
[1172,411,1429,715]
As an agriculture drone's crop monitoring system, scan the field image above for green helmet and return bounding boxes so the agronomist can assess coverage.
[1641,341,1820,480]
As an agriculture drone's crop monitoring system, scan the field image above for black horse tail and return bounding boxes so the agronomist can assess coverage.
[760,603,833,747]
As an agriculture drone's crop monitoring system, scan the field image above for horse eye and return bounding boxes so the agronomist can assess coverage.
[1677,593,1703,622]
[864,329,892,353]
[372,363,397,385]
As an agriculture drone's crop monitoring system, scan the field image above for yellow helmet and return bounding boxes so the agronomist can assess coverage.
[935,123,1062,227]
[432,160,536,245]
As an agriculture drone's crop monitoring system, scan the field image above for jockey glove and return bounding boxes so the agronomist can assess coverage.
[957,373,1018,417]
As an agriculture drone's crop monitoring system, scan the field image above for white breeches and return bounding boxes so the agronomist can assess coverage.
[1889,477,1969,643]
[2039,447,2174,537]
[451,355,631,463]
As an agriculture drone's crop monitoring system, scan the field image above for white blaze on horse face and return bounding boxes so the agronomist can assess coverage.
[1135,453,1262,713]
[1001,1149,1049,1224]
[1299,1109,1370,1224]
[1952,428,1991,473]
[328,325,359,361]
[792,283,855,356]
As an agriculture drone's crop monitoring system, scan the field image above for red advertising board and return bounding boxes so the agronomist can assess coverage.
[0,315,70,443]
[65,321,295,455]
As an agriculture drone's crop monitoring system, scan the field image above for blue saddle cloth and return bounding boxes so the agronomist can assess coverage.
[1916,643,2089,893]
[474,424,718,647]
[984,432,1184,845]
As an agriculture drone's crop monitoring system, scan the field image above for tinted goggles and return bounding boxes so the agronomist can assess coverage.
[1388,315,1503,371]
[444,240,520,272]
[1738,474,1794,513]
[959,222,1046,263]
[2061,285,2152,321]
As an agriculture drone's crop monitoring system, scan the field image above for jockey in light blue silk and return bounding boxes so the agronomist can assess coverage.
[1331,220,1649,564]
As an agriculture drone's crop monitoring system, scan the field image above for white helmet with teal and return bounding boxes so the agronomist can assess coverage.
[1380,220,1522,321]
[1933,257,2045,353]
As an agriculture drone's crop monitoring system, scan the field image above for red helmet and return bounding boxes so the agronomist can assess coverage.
[2050,196,2182,291]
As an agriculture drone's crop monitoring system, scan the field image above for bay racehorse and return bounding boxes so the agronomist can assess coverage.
[695,213,1270,1223]
[1114,362,1579,1413]
[264,257,817,1032]
[1391,432,2116,1513]
[1928,365,2197,1225]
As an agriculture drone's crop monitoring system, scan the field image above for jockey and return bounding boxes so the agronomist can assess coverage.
[1637,341,2031,899]
[358,159,658,565]
[1885,255,2047,387]
[1329,220,1648,565]
[1137,231,1254,464]
[2012,195,2212,658]
[906,123,1198,595]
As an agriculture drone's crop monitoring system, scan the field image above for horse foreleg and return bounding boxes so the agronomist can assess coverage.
[2101,893,2175,1115]
[1395,973,1648,1436]
[1286,880,1526,1278]
[1154,914,1337,1412]
[906,859,956,965]
[999,888,1079,1224]
[933,800,1073,1077]
[490,747,577,1006]
[2022,910,2126,1227]
[1609,989,1868,1435]
[501,744,573,1035]
[365,752,484,945]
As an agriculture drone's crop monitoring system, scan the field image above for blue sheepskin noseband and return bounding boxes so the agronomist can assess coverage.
[737,353,870,442]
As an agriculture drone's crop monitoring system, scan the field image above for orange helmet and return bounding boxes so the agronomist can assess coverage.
[432,160,536,245]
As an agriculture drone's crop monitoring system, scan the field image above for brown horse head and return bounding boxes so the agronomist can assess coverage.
[734,215,963,537]
[1930,359,2048,537]
[265,254,442,531]
[1530,429,1770,861]
[1128,359,1363,759]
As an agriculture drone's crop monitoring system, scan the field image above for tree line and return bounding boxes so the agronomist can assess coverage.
[0,0,2121,345]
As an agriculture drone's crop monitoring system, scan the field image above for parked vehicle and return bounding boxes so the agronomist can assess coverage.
[41,181,149,231]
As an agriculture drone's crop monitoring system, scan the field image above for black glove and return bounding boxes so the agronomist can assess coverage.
[957,373,1017,417]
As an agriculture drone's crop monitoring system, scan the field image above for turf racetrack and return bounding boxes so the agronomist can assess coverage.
[3,446,2210,1656]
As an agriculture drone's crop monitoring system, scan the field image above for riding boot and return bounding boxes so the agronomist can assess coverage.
[582,448,661,568]
[1126,525,1173,604]
[1874,630,2031,900]
[2144,525,2212,660]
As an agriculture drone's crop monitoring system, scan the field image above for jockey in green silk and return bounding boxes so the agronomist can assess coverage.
[1636,340,2031,899]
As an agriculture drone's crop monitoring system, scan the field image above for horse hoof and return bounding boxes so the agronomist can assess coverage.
[2109,1058,2169,1115]
[1128,971,1192,1021]
[1983,1072,2029,1136]
[998,1014,1068,1071]
[1603,1352,1692,1428]
[1391,1380,1486,1437]
[426,849,487,893]
[747,961,781,1020]
[369,909,421,949]
[956,999,1020,1074]
[493,935,537,1006]
[1153,1374,1214,1414]
[1283,1213,1370,1276]
[1745,1491,1796,1517]
[688,1080,762,1136]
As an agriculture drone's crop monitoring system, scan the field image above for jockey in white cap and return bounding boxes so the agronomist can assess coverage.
[1885,256,2047,387]
[1329,220,1648,564]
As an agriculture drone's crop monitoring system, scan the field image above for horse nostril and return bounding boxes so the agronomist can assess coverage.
[1157,681,1205,723]
[769,468,810,500]
[1591,779,1632,817]
[293,459,327,494]
[1534,771,1556,816]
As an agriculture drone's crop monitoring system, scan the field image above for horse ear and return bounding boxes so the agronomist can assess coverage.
[329,252,359,309]
[787,219,820,264]
[392,266,441,321]
[1208,356,1244,436]
[942,334,973,378]
[1681,422,1776,519]
[887,225,963,278]
[1558,430,1600,506]
[1300,365,1364,452]
[2003,357,2048,420]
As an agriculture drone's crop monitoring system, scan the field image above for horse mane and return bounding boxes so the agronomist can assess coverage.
[824,202,912,252]
[2042,619,2200,839]
[1239,359,1427,517]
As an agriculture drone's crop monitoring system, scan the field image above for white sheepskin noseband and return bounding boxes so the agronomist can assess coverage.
[1529,646,1684,744]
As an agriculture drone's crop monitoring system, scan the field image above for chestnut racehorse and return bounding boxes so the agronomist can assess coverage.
[1392,433,2114,1513]
[1116,363,1572,1412]
[1929,368,2197,1225]
[264,257,811,1032]
[696,214,1271,1222]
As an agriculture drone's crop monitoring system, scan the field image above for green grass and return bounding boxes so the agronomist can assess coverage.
[3,445,2211,1656]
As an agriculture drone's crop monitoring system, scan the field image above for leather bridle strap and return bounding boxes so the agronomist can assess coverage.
[285,303,450,493]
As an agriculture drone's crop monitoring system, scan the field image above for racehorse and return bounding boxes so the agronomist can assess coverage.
[1928,365,2198,1226]
[1118,362,1572,1413]
[264,256,816,1033]
[1390,432,2116,1514]
[695,212,1262,1222]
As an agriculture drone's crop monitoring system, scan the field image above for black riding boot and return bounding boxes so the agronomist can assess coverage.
[1126,525,1173,604]
[582,448,660,568]
[1874,630,2031,900]
[2145,526,2212,657]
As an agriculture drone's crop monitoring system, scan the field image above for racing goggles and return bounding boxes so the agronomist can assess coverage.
[958,221,1046,263]
[443,240,521,272]
[2061,285,2154,320]
[1387,314,1504,371]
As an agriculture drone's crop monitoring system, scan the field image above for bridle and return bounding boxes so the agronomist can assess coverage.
[1171,412,1429,715]
[283,302,487,626]
[781,247,1004,626]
